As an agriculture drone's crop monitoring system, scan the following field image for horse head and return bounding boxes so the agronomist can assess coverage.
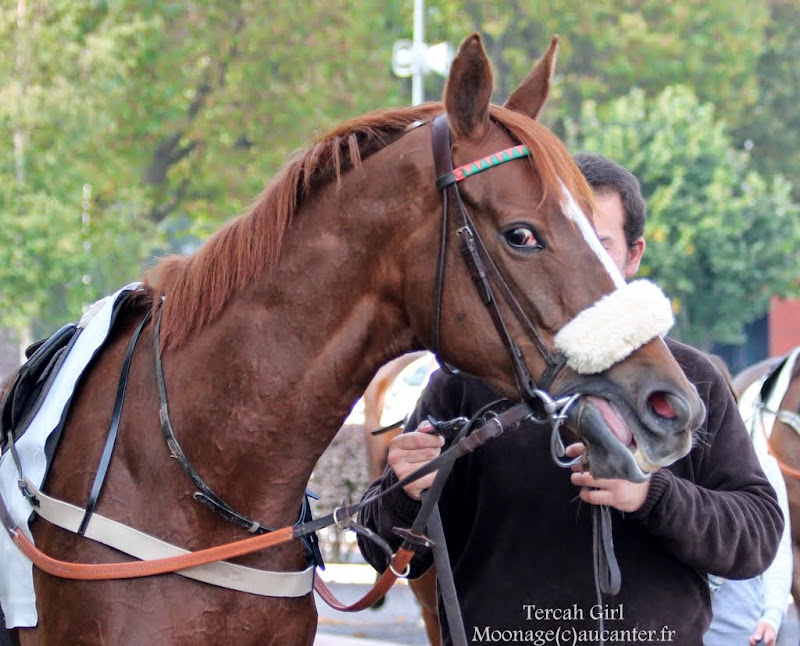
[399,34,704,481]
[147,33,704,487]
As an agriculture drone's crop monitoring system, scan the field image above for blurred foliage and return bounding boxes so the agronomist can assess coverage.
[569,85,800,349]
[0,0,797,350]
[730,0,800,197]
[432,0,770,128]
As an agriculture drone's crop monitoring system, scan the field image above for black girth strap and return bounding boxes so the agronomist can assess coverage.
[78,310,152,535]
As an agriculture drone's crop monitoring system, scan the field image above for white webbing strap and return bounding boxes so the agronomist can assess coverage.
[554,280,674,375]
[24,478,314,597]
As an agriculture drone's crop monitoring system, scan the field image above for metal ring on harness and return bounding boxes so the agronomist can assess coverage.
[530,390,583,468]
[388,558,411,578]
[333,501,352,531]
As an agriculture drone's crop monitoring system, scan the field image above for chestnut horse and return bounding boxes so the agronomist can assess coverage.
[733,348,800,606]
[1,34,704,646]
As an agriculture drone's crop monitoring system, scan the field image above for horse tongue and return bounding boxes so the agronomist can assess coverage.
[585,396,632,446]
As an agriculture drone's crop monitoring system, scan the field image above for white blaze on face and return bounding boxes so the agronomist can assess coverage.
[554,181,675,374]
[560,182,625,288]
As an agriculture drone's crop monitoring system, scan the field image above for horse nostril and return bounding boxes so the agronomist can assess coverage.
[648,391,678,420]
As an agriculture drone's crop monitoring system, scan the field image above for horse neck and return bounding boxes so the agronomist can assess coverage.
[163,165,430,525]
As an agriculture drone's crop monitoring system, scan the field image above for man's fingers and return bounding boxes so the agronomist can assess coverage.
[564,443,585,458]
[388,423,446,499]
[404,473,438,500]
[391,430,445,450]
[392,447,443,465]
[579,487,614,506]
[570,471,602,488]
[566,443,588,473]
[571,471,620,488]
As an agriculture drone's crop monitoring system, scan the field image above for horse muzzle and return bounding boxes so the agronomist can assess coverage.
[562,389,698,482]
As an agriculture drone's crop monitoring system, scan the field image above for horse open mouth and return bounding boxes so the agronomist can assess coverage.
[565,395,656,482]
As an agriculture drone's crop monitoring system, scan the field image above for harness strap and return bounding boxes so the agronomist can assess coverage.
[393,399,528,646]
[430,115,454,375]
[78,310,151,535]
[151,303,322,565]
[313,548,416,612]
[153,302,270,536]
[427,503,467,645]
[592,504,621,595]
[24,478,314,596]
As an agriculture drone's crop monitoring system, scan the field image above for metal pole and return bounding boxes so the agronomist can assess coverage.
[412,0,424,105]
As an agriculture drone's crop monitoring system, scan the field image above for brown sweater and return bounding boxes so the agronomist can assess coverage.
[357,339,783,646]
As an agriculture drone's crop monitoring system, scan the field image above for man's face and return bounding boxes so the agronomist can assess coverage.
[593,190,644,279]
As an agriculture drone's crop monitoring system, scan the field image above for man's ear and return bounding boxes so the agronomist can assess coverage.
[625,238,646,279]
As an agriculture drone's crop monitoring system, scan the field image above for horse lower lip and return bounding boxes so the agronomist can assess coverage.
[634,449,659,473]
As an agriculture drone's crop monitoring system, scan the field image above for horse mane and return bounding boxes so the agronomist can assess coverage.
[144,102,594,351]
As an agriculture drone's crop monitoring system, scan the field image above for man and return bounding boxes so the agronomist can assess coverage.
[358,153,783,645]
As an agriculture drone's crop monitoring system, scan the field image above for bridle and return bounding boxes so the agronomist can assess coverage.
[428,114,583,466]
[425,114,620,645]
[429,114,567,400]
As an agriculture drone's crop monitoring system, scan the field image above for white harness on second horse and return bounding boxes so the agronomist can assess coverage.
[738,347,800,459]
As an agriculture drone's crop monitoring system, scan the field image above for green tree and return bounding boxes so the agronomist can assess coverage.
[0,1,156,339]
[430,0,769,128]
[731,0,800,193]
[0,1,412,337]
[2,0,795,349]
[568,86,800,349]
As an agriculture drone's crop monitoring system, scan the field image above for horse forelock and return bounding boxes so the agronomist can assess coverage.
[144,102,591,351]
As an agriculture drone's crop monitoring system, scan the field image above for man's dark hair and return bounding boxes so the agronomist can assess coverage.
[573,152,646,248]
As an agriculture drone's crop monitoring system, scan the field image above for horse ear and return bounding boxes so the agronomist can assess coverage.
[504,36,558,120]
[444,33,493,140]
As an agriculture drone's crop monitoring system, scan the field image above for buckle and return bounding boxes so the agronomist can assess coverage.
[18,479,39,506]
[333,500,353,531]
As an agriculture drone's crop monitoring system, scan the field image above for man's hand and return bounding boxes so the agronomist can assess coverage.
[566,443,650,513]
[387,421,444,500]
[750,620,776,646]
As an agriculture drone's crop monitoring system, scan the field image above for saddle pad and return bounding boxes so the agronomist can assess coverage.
[0,283,141,628]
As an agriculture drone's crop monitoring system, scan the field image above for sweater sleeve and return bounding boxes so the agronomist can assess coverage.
[355,468,432,577]
[629,354,784,579]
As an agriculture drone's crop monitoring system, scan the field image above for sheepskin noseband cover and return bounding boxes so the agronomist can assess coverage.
[553,280,674,374]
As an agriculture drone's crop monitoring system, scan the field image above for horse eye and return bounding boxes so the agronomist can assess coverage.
[504,227,542,250]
